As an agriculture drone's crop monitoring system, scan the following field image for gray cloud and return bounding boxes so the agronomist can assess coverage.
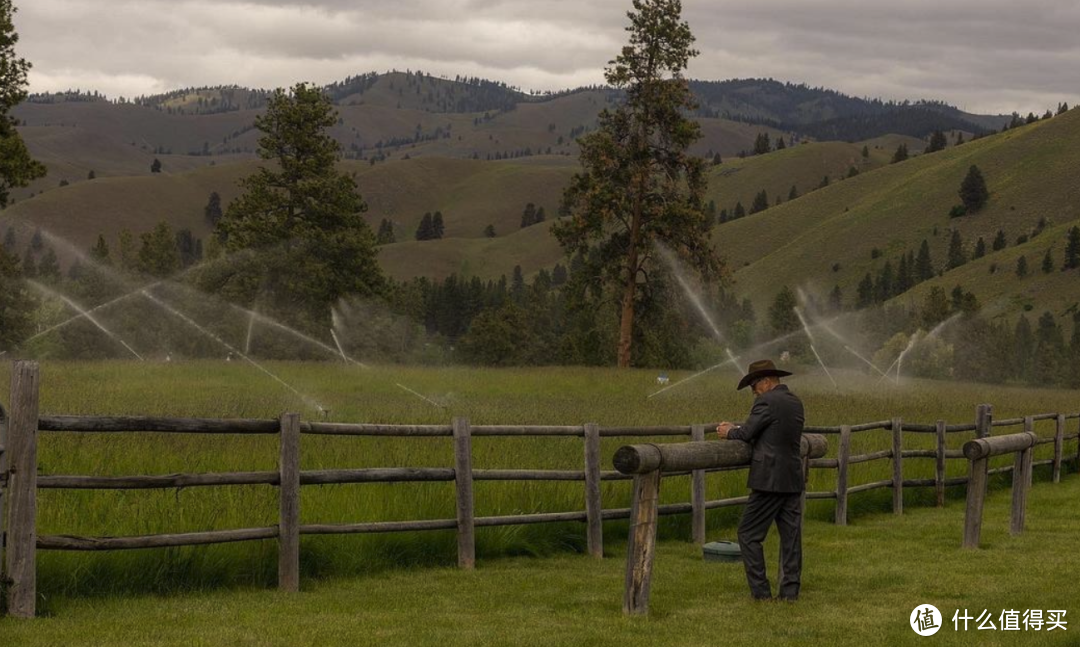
[14,0,1080,114]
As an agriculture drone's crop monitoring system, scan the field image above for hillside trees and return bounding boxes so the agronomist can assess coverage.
[958,165,989,213]
[0,242,36,350]
[553,0,721,368]
[0,0,46,207]
[209,82,385,327]
[1064,226,1080,270]
[204,191,223,227]
[891,143,909,163]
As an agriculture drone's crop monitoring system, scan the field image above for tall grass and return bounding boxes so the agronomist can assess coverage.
[1,360,1076,608]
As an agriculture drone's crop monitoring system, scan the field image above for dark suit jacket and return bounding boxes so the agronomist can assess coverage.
[727,384,806,493]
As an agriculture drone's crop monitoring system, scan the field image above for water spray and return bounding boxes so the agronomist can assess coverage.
[395,383,444,408]
[843,345,891,379]
[29,281,145,361]
[647,355,741,399]
[794,307,837,388]
[140,289,327,414]
[244,309,256,355]
[22,282,162,344]
[329,328,349,363]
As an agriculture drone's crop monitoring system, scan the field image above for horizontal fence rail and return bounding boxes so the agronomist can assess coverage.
[2,360,1079,619]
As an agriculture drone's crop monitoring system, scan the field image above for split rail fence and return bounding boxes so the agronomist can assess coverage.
[2,360,1079,618]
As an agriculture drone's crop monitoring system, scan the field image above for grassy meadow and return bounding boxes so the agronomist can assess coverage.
[0,359,1077,614]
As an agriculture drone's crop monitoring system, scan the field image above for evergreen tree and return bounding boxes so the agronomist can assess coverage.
[828,284,843,312]
[117,229,138,273]
[521,202,537,228]
[788,185,798,201]
[550,0,720,367]
[87,169,95,180]
[712,152,721,165]
[775,137,786,151]
[973,236,986,259]
[1014,314,1035,381]
[552,263,568,286]
[535,206,546,223]
[847,166,859,178]
[767,286,799,335]
[753,132,771,155]
[896,253,913,293]
[36,244,60,283]
[1042,248,1055,273]
[924,130,947,153]
[139,221,181,277]
[3,225,15,252]
[915,239,934,282]
[875,261,894,302]
[992,229,1007,251]
[958,165,990,212]
[432,211,445,239]
[376,219,396,245]
[212,82,385,323]
[750,189,769,214]
[1015,255,1028,277]
[732,201,746,219]
[511,264,525,302]
[175,228,199,267]
[818,175,830,188]
[150,158,162,173]
[483,224,496,238]
[861,145,869,158]
[1033,311,1065,384]
[921,286,951,328]
[856,272,874,308]
[891,143,908,163]
[0,0,47,207]
[0,242,36,350]
[30,226,42,251]
[415,212,434,240]
[1064,226,1080,270]
[946,229,967,269]
[204,191,223,227]
[20,246,34,278]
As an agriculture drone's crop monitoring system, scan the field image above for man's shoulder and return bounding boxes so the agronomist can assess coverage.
[763,385,802,405]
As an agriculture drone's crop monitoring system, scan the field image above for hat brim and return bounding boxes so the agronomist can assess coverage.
[737,368,793,390]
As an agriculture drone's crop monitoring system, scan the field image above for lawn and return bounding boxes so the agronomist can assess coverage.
[1,469,1076,646]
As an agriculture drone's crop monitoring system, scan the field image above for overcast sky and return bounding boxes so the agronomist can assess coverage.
[15,0,1080,115]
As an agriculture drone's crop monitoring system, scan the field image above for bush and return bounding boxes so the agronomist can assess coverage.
[948,204,968,218]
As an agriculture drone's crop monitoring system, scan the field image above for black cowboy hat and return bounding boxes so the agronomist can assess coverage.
[737,359,793,390]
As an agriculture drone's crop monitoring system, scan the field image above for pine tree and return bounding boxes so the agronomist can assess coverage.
[36,244,60,283]
[139,221,181,277]
[947,229,967,269]
[973,237,986,259]
[2,225,15,252]
[753,132,771,155]
[483,224,496,238]
[535,206,546,223]
[891,143,908,163]
[376,219,396,245]
[915,239,934,282]
[733,201,746,219]
[775,137,786,151]
[212,82,385,321]
[432,211,445,239]
[204,191,223,227]
[861,145,869,158]
[552,263,568,285]
[767,286,799,335]
[521,202,537,228]
[896,253,912,293]
[89,234,111,265]
[788,185,798,201]
[0,0,47,207]
[958,165,990,212]
[828,284,843,312]
[921,286,951,328]
[856,273,874,308]
[0,242,36,349]
[993,229,1007,251]
[175,229,199,268]
[924,130,947,153]
[750,189,769,214]
[1064,226,1080,269]
[875,261,894,302]
[20,246,34,278]
[1042,248,1054,273]
[151,158,162,173]
[550,0,721,366]
[415,212,434,240]
[818,175,830,189]
[117,229,138,273]
[1014,315,1035,381]
[30,227,42,251]
[1016,255,1028,277]
[847,166,859,178]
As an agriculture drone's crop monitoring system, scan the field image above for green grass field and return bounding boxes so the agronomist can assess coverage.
[1,467,1077,646]
[0,360,1077,616]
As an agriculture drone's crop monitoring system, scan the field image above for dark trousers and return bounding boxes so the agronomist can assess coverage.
[737,489,803,600]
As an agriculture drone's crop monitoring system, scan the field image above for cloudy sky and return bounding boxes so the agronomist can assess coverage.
[15,0,1080,115]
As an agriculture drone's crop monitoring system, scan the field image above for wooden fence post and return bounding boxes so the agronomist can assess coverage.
[891,417,903,515]
[690,424,706,545]
[1011,442,1033,536]
[453,417,475,569]
[935,420,946,507]
[6,360,40,618]
[835,425,851,525]
[583,423,603,559]
[278,412,301,592]
[1053,414,1065,484]
[623,470,661,616]
[962,456,989,549]
[976,403,992,439]
[0,400,8,602]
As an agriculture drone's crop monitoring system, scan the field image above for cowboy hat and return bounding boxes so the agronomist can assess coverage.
[737,359,793,390]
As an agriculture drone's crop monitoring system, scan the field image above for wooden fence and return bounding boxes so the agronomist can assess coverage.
[2,360,1079,618]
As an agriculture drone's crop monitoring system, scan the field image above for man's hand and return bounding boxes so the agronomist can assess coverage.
[716,422,735,439]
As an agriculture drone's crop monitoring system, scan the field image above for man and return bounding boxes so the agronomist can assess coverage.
[716,359,805,601]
